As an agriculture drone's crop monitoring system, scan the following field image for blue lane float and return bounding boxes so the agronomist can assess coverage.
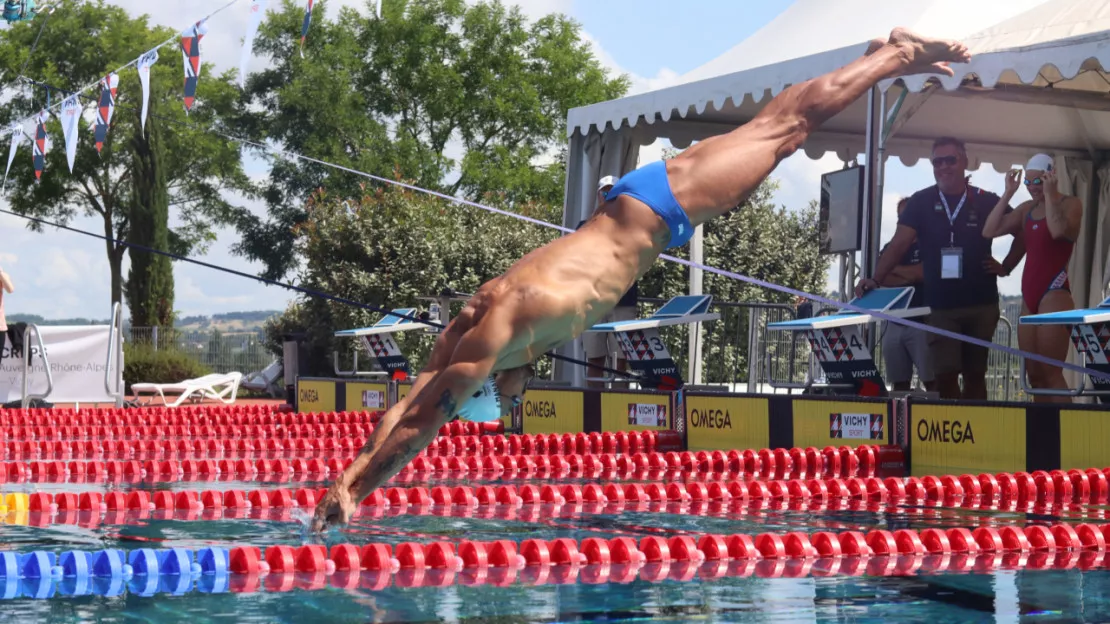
[0,547,231,599]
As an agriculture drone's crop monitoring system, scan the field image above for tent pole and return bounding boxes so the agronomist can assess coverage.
[688,224,705,385]
[861,86,883,351]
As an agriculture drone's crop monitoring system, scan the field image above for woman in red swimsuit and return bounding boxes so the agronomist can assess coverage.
[983,154,1083,402]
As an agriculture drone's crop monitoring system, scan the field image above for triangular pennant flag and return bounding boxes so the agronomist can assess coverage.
[4,121,24,190]
[239,0,268,88]
[32,110,48,183]
[180,20,208,113]
[137,48,160,133]
[60,95,81,173]
[300,0,314,58]
[93,73,119,155]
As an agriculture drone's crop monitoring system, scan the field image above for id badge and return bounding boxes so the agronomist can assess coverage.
[941,247,963,280]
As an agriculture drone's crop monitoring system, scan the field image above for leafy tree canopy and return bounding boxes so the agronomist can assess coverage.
[234,0,628,280]
[0,0,252,306]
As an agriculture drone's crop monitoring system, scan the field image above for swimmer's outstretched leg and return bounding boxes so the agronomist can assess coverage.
[666,28,970,225]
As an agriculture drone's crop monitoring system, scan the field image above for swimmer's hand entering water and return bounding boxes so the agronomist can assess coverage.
[312,479,358,532]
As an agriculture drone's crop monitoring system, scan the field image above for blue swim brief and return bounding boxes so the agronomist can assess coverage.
[604,160,694,249]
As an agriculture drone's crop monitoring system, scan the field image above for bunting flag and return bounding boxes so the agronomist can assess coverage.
[137,48,159,133]
[4,121,23,189]
[32,110,48,183]
[60,94,81,173]
[376,0,382,19]
[93,73,119,155]
[299,0,314,58]
[239,0,268,89]
[180,20,208,112]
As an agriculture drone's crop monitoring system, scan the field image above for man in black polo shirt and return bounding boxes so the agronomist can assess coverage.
[579,176,639,388]
[857,137,1024,400]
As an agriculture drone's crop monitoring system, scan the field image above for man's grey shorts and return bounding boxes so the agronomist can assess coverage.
[882,321,934,384]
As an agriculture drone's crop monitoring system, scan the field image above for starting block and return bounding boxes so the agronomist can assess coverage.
[1019,296,1110,400]
[333,308,433,379]
[584,295,720,389]
[766,287,930,397]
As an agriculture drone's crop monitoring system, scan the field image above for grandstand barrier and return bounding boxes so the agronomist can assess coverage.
[296,375,1110,478]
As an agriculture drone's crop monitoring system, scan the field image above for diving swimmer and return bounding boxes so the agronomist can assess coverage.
[312,28,972,531]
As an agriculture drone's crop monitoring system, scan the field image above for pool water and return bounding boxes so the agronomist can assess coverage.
[3,473,1110,623]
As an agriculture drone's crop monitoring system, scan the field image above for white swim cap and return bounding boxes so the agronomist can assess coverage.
[1025,153,1054,173]
[454,376,503,423]
[598,175,617,191]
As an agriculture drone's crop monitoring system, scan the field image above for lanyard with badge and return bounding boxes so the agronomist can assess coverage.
[938,189,966,280]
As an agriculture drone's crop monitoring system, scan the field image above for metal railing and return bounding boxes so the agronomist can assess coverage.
[759,299,1031,402]
[20,324,53,408]
[105,303,125,407]
[126,327,271,376]
[587,297,796,390]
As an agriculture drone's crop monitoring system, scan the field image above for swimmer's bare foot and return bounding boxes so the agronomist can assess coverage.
[888,27,970,77]
[865,38,885,56]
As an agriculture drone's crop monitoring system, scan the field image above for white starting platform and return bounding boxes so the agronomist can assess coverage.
[1019,296,1110,400]
[585,295,720,389]
[333,308,434,379]
[767,287,930,397]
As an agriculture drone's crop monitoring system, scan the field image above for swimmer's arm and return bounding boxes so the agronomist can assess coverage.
[0,269,12,293]
[871,226,915,286]
[343,317,515,503]
[882,263,923,287]
[1046,194,1082,241]
[982,196,1025,239]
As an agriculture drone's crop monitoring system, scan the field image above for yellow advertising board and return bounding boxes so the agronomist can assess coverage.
[601,392,670,432]
[345,382,389,412]
[792,399,888,449]
[397,383,412,403]
[520,390,584,435]
[685,395,769,451]
[911,403,1025,475]
[297,379,336,413]
[1060,409,1110,471]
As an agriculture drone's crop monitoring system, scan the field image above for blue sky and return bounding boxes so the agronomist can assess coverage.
[0,0,1023,320]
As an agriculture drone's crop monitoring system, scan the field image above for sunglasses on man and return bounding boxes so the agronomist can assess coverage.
[931,155,959,167]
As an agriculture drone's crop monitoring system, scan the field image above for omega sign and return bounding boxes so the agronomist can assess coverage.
[524,399,557,418]
[690,408,732,429]
[917,419,975,444]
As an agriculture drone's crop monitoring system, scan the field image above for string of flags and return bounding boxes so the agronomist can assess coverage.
[3,0,384,186]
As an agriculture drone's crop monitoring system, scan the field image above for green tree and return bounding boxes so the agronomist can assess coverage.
[234,0,627,280]
[268,183,560,376]
[0,1,252,306]
[125,93,174,330]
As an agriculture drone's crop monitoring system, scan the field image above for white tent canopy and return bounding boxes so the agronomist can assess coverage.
[557,0,1110,386]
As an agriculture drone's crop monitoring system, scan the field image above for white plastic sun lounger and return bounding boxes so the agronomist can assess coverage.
[131,372,243,408]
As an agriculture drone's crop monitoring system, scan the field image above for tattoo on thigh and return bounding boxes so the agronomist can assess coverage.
[436,390,458,418]
[359,436,378,455]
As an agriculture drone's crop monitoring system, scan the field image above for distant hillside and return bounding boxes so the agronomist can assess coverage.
[8,310,282,332]
[174,310,282,332]
[7,313,111,326]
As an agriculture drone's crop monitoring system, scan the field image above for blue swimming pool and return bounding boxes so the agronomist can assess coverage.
[3,472,1110,623]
